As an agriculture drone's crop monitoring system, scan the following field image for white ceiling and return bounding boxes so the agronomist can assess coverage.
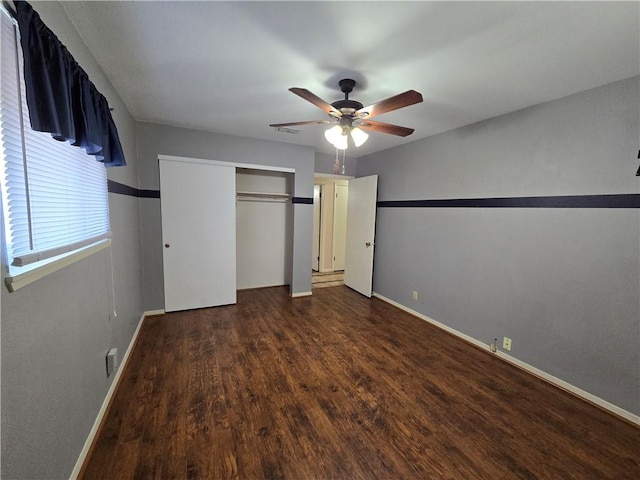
[62,1,640,158]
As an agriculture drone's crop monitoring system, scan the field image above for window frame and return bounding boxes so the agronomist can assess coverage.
[0,7,112,292]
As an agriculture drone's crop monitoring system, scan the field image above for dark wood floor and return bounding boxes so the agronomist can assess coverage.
[81,286,640,479]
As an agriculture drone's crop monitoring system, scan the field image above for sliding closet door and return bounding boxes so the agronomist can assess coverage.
[159,158,236,312]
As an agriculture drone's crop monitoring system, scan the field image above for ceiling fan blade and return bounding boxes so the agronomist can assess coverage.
[355,90,423,119]
[269,120,332,127]
[290,88,341,116]
[359,120,415,137]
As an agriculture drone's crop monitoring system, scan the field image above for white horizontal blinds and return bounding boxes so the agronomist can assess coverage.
[0,11,29,264]
[0,12,110,269]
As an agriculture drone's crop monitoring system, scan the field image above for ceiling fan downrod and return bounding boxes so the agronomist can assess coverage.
[332,78,363,113]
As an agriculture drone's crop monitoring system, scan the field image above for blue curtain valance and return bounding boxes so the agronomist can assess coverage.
[14,1,125,167]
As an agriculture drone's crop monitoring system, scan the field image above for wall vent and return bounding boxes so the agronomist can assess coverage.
[276,127,299,134]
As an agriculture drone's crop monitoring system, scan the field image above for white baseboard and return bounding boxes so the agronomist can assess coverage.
[291,291,312,298]
[144,309,165,316]
[372,292,640,427]
[69,313,146,479]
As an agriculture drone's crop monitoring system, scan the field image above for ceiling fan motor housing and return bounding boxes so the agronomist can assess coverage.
[332,99,363,113]
[331,78,364,114]
[339,78,356,94]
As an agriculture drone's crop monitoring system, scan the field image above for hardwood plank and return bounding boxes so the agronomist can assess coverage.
[81,286,640,479]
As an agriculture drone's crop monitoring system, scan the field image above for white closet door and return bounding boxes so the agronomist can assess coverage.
[160,158,236,312]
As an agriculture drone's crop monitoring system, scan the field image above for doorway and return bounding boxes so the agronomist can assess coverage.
[310,173,379,295]
[236,168,293,290]
[312,175,352,275]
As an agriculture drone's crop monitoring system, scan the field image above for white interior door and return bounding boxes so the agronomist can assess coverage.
[160,158,237,312]
[344,175,378,297]
[333,184,348,271]
[319,183,335,273]
[312,185,320,271]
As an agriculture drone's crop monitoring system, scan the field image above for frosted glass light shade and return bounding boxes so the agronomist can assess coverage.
[324,125,342,143]
[350,127,369,147]
[325,125,348,150]
[333,133,348,150]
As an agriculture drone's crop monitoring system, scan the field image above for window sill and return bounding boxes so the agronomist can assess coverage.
[5,239,111,292]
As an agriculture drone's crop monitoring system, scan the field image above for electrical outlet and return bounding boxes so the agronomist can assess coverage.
[502,337,512,351]
[106,348,118,377]
[412,290,418,300]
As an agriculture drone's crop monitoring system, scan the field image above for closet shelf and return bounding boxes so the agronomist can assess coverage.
[236,191,291,199]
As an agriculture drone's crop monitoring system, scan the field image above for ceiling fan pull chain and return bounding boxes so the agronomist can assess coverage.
[333,148,341,174]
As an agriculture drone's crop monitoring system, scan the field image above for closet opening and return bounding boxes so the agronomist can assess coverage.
[236,168,294,291]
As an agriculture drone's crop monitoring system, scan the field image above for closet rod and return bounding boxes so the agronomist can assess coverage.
[236,191,291,200]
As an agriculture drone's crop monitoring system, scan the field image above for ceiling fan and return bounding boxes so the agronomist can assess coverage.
[270,78,423,149]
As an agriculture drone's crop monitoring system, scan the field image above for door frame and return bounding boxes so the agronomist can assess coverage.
[313,173,354,273]
[159,154,295,175]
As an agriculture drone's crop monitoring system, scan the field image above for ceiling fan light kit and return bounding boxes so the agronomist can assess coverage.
[270,78,423,150]
[350,127,369,147]
[324,125,348,149]
[324,124,368,150]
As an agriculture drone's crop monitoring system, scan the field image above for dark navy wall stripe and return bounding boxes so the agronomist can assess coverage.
[108,181,313,203]
[108,180,160,198]
[108,183,638,209]
[377,194,640,209]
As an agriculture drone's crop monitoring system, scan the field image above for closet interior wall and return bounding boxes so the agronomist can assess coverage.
[236,168,293,290]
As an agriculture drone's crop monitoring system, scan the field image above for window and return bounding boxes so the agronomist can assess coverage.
[0,9,110,290]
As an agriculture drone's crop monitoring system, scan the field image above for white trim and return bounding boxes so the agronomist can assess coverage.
[158,154,295,174]
[291,291,312,298]
[372,292,640,426]
[314,172,355,181]
[493,348,640,425]
[143,309,165,317]
[13,232,111,267]
[69,312,146,480]
[5,239,111,292]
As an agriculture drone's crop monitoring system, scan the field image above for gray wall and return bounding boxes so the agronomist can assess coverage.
[315,151,358,176]
[357,76,640,416]
[1,2,144,478]
[136,122,316,310]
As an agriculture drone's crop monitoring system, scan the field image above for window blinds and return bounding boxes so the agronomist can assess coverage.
[0,11,110,269]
